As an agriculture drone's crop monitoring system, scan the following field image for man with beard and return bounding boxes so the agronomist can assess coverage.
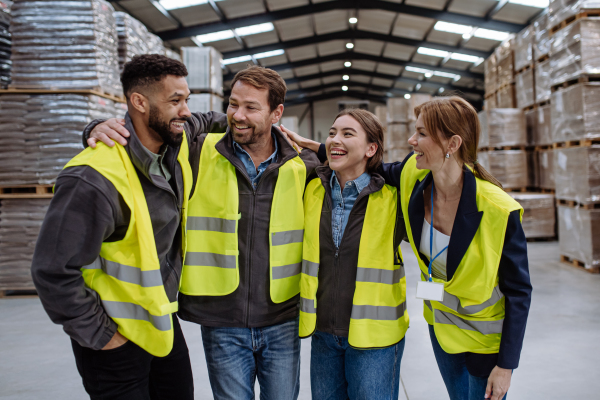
[86,65,327,399]
[31,54,228,399]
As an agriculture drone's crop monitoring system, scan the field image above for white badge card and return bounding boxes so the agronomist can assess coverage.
[416,281,445,301]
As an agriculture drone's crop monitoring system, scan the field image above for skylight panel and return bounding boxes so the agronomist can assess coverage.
[235,23,275,37]
[222,55,253,65]
[417,47,450,58]
[433,21,473,35]
[194,30,235,44]
[159,0,213,11]
[253,49,285,59]
[473,28,510,41]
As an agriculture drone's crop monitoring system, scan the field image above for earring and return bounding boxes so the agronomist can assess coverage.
[445,153,450,159]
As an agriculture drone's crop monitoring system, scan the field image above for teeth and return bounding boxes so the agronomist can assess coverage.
[331,150,346,155]
[416,151,424,156]
[235,124,249,129]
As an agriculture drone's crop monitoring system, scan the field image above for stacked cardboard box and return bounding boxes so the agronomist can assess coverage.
[554,145,600,204]
[557,205,600,269]
[551,82,600,142]
[182,47,223,96]
[188,93,223,114]
[548,0,600,32]
[479,109,527,147]
[115,12,149,72]
[509,193,556,238]
[0,1,10,89]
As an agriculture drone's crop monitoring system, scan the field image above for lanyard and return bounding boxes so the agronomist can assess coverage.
[428,181,449,282]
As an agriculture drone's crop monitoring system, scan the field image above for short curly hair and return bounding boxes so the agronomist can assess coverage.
[121,54,188,99]
[231,65,286,111]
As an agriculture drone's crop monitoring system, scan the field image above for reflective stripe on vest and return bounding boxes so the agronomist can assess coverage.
[401,154,521,354]
[63,133,192,357]
[299,177,409,349]
[181,133,307,303]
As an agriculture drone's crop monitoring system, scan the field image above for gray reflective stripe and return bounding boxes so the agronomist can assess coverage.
[434,309,503,335]
[272,263,301,279]
[351,302,407,321]
[301,260,319,277]
[424,300,432,310]
[272,230,304,246]
[301,297,316,313]
[187,216,236,233]
[102,300,172,331]
[356,267,405,285]
[185,252,236,269]
[82,257,163,288]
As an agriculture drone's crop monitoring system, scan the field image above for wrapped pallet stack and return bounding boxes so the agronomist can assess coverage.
[0,1,11,89]
[384,95,430,162]
[182,46,223,113]
[509,193,556,238]
[115,11,149,72]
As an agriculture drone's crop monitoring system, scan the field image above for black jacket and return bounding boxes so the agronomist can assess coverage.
[380,152,532,376]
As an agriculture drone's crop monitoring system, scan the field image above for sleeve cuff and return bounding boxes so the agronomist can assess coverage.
[92,320,118,350]
[497,354,519,370]
[82,119,107,148]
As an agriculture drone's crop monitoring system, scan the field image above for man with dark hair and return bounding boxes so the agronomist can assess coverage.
[31,54,228,399]
[87,64,328,399]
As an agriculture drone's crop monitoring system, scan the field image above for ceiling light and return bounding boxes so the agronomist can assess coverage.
[344,61,352,67]
[342,86,349,91]
[433,21,473,35]
[405,66,461,81]
[424,73,433,78]
[343,75,350,80]
[235,22,275,36]
[507,0,549,8]
[417,47,450,58]
[222,55,252,65]
[349,17,358,24]
[439,87,445,93]
[346,42,354,49]
[415,84,422,90]
[473,28,510,41]
[450,53,483,63]
[194,29,235,44]
[404,94,411,99]
[158,0,220,11]
[253,49,284,59]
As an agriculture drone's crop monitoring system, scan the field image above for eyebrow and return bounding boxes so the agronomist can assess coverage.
[330,127,357,133]
[168,92,188,99]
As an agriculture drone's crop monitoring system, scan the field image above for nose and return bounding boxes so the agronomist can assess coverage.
[180,100,192,119]
[408,132,418,147]
[232,107,246,122]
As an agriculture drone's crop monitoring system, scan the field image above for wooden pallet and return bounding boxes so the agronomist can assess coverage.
[536,54,550,63]
[550,9,600,35]
[560,254,600,274]
[481,145,528,151]
[0,185,53,199]
[0,88,126,103]
[504,187,528,193]
[522,103,537,112]
[516,64,534,75]
[556,199,600,209]
[527,236,557,243]
[526,187,556,194]
[553,138,600,148]
[484,92,496,99]
[551,74,600,92]
[0,289,38,298]
[533,144,553,151]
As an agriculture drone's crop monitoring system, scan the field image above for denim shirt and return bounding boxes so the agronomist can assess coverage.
[330,171,372,248]
[233,133,279,187]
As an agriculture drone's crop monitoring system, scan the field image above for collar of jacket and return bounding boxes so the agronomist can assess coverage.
[408,166,483,279]
[315,165,386,203]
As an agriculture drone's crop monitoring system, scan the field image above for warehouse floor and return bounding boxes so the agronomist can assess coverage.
[1,241,598,400]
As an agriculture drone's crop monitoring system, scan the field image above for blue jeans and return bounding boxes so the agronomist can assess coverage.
[201,318,300,400]
[310,330,405,400]
[429,325,507,400]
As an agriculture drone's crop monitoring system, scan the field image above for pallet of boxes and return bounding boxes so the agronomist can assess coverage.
[181,47,224,113]
[547,0,600,273]
[384,95,431,163]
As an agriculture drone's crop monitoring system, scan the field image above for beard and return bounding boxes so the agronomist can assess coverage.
[149,104,187,147]
[229,120,266,146]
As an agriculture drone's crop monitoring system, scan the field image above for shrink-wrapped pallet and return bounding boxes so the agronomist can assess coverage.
[484,94,497,110]
[0,93,116,185]
[538,148,555,190]
[478,111,489,149]
[548,0,600,31]
[549,18,600,87]
[477,150,490,172]
[163,48,181,62]
[0,198,51,290]
[551,82,600,142]
[487,150,529,189]
[535,59,551,103]
[182,47,223,96]
[509,193,556,238]
[554,145,600,203]
[496,39,515,88]
[514,26,534,72]
[146,32,165,55]
[484,54,497,95]
[496,84,516,108]
[516,69,535,109]
[0,2,11,89]
[114,12,148,72]
[375,105,387,125]
[533,12,553,60]
[557,205,600,268]
[480,109,527,147]
[528,150,539,187]
[9,0,121,97]
[527,105,553,146]
[408,94,432,121]
[188,93,223,113]
[387,97,409,123]
[384,147,412,163]
[387,123,409,149]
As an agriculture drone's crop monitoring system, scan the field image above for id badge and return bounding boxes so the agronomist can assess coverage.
[416,281,445,301]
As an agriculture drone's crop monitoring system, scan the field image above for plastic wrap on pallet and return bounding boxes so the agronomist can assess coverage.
[0,198,51,290]
[0,2,11,89]
[163,47,181,62]
[525,108,536,145]
[557,205,600,268]
[375,105,387,125]
[386,97,409,123]
[483,94,497,110]
[533,12,553,59]
[528,150,539,187]
[0,93,116,185]
[384,147,412,163]
[516,69,535,109]
[408,94,432,121]
[514,26,534,72]
[554,145,600,203]
[497,53,515,88]
[487,150,529,189]
[527,105,553,146]
[535,59,552,103]
[538,148,555,190]
[387,123,409,149]
[548,0,600,31]
[551,82,600,141]
[480,109,527,147]
[182,47,223,96]
[146,32,165,55]
[278,116,298,134]
[9,0,121,97]
[478,111,489,149]
[509,193,556,238]
[484,54,497,95]
[114,12,148,72]
[496,84,516,108]
[549,18,600,86]
[477,150,490,172]
[187,93,223,113]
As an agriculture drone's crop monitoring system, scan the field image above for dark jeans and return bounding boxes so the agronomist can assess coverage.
[201,317,301,400]
[310,330,406,400]
[71,316,193,400]
[429,325,508,400]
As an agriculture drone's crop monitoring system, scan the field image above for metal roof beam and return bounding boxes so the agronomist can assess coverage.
[486,0,510,20]
[285,90,388,107]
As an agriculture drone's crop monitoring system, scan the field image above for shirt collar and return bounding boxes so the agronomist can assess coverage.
[330,170,371,193]
[233,132,279,165]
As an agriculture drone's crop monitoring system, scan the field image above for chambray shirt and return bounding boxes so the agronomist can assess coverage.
[330,171,372,248]
[233,133,279,187]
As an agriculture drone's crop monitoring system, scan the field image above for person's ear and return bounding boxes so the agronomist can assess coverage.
[270,104,284,125]
[366,143,378,158]
[447,134,463,156]
[130,92,148,114]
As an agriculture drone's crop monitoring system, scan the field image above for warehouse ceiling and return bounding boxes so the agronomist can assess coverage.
[109,0,547,106]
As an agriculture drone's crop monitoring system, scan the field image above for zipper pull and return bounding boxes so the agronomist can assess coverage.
[335,249,339,258]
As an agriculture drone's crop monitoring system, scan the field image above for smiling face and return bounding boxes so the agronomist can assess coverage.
[227,80,283,145]
[147,75,191,146]
[408,113,448,171]
[326,114,377,177]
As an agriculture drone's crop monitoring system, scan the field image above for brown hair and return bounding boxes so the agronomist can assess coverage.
[333,108,385,173]
[231,65,287,111]
[414,96,503,188]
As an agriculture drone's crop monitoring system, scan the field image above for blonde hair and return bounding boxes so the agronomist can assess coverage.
[414,96,502,188]
[333,108,384,172]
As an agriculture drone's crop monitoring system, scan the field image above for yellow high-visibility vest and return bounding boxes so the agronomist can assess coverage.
[64,134,192,357]
[299,177,409,348]
[180,133,307,303]
[400,154,523,354]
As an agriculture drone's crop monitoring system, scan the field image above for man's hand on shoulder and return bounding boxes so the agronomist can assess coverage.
[88,118,131,148]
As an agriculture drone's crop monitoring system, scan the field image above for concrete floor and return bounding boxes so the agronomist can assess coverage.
[1,241,598,399]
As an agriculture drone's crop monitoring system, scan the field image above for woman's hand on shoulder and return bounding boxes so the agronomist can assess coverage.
[485,366,511,400]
